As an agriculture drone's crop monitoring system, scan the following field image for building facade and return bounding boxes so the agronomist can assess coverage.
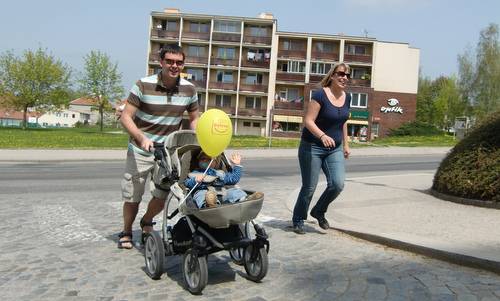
[147,9,419,140]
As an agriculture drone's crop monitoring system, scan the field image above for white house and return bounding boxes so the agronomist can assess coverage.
[37,109,85,128]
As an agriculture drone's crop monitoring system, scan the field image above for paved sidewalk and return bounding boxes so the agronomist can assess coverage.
[4,146,500,275]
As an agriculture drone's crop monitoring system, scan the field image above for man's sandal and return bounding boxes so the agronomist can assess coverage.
[140,217,156,244]
[117,231,133,249]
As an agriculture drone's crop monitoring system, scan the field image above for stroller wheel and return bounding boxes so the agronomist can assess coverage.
[144,231,165,280]
[229,247,245,265]
[182,249,208,294]
[244,245,268,282]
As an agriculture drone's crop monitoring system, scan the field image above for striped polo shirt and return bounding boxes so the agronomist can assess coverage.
[127,72,198,156]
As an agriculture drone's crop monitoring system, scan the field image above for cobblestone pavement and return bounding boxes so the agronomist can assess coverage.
[1,171,500,301]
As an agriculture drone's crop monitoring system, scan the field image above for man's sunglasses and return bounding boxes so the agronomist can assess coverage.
[334,71,351,78]
[163,59,185,66]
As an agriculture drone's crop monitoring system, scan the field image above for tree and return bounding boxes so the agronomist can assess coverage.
[416,73,434,123]
[79,50,123,131]
[0,48,71,129]
[458,23,500,122]
[433,76,466,130]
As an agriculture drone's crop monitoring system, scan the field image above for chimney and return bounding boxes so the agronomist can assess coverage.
[164,8,180,14]
[258,12,274,19]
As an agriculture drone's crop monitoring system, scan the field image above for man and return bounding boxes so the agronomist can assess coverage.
[118,44,199,249]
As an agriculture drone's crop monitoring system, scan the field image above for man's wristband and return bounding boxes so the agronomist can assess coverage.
[319,133,325,139]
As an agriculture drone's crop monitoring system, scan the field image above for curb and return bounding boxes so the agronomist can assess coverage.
[429,189,500,210]
[332,227,500,276]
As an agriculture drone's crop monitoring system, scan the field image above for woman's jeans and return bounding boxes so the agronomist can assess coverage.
[292,140,345,226]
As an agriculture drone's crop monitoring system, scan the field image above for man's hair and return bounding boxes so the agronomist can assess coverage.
[159,44,185,61]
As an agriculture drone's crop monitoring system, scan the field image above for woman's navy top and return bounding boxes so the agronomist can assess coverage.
[301,88,350,148]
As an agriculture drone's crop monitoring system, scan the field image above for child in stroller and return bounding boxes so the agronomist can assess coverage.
[185,151,263,208]
[144,130,269,294]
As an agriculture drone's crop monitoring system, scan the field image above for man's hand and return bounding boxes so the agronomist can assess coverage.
[138,136,154,152]
[115,103,125,119]
[230,152,242,165]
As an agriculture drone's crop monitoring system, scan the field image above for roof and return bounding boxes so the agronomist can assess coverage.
[0,109,41,120]
[70,97,98,106]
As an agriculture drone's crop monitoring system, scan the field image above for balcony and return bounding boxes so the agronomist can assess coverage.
[311,51,339,61]
[149,53,161,63]
[239,83,268,93]
[151,29,179,39]
[211,57,239,67]
[344,54,372,64]
[309,74,324,83]
[208,106,236,115]
[278,49,307,59]
[238,108,267,117]
[276,72,305,83]
[241,59,270,69]
[190,80,207,89]
[274,100,304,110]
[243,35,272,45]
[185,56,208,65]
[182,31,210,41]
[212,32,241,43]
[349,78,371,87]
[209,82,237,91]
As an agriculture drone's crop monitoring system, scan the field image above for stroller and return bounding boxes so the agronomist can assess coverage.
[143,130,269,294]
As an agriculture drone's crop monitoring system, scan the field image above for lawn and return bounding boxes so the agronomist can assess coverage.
[0,127,457,149]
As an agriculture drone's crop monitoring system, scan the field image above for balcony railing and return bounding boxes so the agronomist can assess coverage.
[349,78,371,87]
[212,32,241,43]
[207,106,236,115]
[238,108,267,117]
[243,35,272,45]
[185,56,208,64]
[151,29,179,39]
[211,58,239,67]
[309,74,324,83]
[311,51,339,61]
[344,54,373,63]
[239,83,268,93]
[182,31,210,40]
[276,72,305,82]
[278,49,307,59]
[149,53,161,63]
[209,81,237,91]
[190,80,207,89]
[274,100,304,110]
[241,60,270,69]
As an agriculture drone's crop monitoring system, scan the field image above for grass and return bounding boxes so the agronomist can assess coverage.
[0,127,457,149]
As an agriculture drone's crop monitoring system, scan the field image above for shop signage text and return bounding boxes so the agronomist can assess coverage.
[381,98,403,114]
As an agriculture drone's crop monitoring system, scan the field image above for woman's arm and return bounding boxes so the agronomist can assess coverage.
[342,122,350,159]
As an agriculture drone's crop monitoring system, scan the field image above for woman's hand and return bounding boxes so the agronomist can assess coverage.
[343,144,351,159]
[320,134,336,148]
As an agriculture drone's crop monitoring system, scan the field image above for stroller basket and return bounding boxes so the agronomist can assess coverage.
[180,196,264,229]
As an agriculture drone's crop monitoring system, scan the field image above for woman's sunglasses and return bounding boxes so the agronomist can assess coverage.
[334,71,351,78]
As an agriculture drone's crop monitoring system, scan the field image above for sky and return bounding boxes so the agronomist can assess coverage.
[1,0,499,95]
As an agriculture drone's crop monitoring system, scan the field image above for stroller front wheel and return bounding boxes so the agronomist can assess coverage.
[244,244,268,282]
[144,231,165,280]
[182,249,208,294]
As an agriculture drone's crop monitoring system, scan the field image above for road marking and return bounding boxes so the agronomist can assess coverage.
[33,205,105,246]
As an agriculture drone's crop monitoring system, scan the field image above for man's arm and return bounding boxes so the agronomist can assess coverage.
[120,104,153,151]
[188,109,199,130]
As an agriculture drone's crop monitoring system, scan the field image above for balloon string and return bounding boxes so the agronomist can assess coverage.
[181,158,214,205]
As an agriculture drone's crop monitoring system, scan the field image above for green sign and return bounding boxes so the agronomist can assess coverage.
[350,110,369,119]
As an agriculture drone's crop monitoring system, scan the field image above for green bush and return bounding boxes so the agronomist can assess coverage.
[389,121,443,136]
[432,111,500,202]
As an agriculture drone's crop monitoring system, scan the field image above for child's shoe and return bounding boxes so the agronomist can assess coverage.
[245,191,264,201]
[205,191,218,208]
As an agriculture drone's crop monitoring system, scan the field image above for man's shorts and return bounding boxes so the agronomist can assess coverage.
[121,149,169,203]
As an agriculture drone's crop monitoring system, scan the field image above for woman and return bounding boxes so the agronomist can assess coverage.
[292,63,351,234]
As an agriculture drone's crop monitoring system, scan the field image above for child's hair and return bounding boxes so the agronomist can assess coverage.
[193,151,222,169]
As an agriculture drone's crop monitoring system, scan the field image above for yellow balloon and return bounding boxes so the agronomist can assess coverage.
[195,109,233,157]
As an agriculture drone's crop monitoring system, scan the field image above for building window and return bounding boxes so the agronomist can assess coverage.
[245,96,261,109]
[216,71,233,83]
[246,49,270,62]
[279,88,300,102]
[197,93,205,106]
[310,62,334,75]
[314,42,334,52]
[350,93,368,108]
[243,121,251,127]
[189,22,209,33]
[249,26,267,36]
[245,73,263,84]
[346,44,367,55]
[252,122,260,127]
[186,68,204,81]
[214,21,240,33]
[72,114,75,118]
[63,113,68,118]
[187,45,205,57]
[282,39,303,51]
[351,68,369,79]
[161,20,178,31]
[216,47,236,59]
[215,95,232,107]
[279,60,305,73]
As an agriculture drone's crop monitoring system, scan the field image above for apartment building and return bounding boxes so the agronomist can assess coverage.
[147,8,419,140]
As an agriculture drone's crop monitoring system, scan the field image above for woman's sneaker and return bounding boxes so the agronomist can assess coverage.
[310,210,330,230]
[293,224,305,235]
